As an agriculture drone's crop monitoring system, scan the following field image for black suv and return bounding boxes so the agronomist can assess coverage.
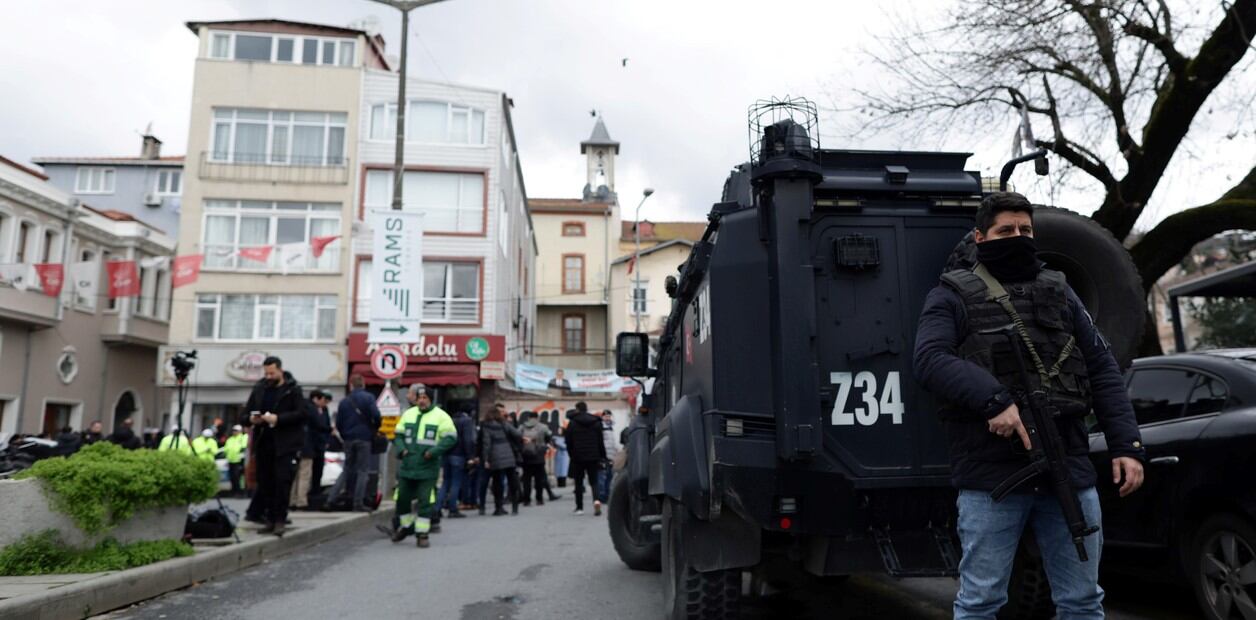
[1089,350,1256,620]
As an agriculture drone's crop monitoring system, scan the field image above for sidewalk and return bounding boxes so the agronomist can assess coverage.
[0,499,393,620]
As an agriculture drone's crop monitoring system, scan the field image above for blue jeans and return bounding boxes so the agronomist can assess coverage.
[954,487,1104,620]
[436,455,466,513]
[596,462,612,503]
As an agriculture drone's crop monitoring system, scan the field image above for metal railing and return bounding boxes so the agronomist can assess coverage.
[198,152,350,185]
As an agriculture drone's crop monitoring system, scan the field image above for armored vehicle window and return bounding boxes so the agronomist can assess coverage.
[1127,368,1195,425]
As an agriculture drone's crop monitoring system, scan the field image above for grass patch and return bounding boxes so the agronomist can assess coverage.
[15,442,217,534]
[0,530,194,576]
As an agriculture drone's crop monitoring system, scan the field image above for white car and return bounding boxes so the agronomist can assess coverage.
[212,451,343,493]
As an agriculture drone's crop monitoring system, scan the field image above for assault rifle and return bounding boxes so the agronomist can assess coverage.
[983,325,1100,562]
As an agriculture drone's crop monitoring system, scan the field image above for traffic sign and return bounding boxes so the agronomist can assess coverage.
[369,209,423,343]
[370,345,407,380]
[377,383,402,417]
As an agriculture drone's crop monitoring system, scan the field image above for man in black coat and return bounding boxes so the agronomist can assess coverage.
[913,192,1145,618]
[563,401,607,516]
[305,390,333,506]
[241,356,308,536]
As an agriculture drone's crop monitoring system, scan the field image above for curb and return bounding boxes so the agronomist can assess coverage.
[0,506,393,620]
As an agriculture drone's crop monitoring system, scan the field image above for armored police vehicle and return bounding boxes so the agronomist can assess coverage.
[607,99,1144,619]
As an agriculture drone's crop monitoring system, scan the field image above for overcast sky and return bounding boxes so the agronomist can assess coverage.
[1,0,1250,228]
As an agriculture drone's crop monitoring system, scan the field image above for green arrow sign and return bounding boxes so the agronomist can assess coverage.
[380,325,409,335]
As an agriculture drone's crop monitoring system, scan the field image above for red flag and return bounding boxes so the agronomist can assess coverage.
[310,235,341,258]
[34,263,64,297]
[172,254,203,289]
[238,246,274,264]
[106,260,140,298]
[626,255,636,275]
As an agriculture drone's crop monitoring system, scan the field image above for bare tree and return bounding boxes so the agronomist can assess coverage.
[843,0,1256,293]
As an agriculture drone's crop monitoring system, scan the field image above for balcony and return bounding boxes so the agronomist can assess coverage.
[202,244,341,273]
[0,284,58,328]
[198,152,349,185]
[100,314,169,348]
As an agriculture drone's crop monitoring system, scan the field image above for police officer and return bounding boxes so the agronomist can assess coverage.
[191,428,219,463]
[157,427,193,455]
[224,425,249,497]
[389,384,456,548]
[913,192,1146,619]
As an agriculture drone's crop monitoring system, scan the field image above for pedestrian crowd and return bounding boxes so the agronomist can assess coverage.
[9,355,624,547]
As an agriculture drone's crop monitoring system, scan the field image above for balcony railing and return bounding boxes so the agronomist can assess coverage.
[199,152,349,185]
[356,298,479,324]
[203,243,341,273]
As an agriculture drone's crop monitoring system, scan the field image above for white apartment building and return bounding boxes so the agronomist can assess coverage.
[348,70,536,413]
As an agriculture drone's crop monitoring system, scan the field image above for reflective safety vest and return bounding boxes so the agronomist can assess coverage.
[158,433,194,455]
[393,405,456,480]
[224,434,248,464]
[191,436,219,461]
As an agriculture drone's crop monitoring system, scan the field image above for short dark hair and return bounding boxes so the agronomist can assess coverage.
[263,356,283,368]
[575,401,588,413]
[350,374,365,389]
[975,192,1033,235]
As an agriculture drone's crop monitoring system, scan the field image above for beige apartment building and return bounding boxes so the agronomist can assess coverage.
[0,157,174,437]
[610,219,707,337]
[164,20,388,432]
[529,119,622,369]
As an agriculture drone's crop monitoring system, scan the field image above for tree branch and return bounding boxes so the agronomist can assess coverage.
[1123,21,1187,74]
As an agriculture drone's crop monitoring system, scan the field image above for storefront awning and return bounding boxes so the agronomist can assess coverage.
[349,363,480,387]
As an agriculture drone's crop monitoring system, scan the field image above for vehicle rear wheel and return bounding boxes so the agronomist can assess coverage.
[999,534,1055,620]
[1188,514,1256,620]
[944,205,1145,368]
[663,498,741,619]
[608,472,661,572]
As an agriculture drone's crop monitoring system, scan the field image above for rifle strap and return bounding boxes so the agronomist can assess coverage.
[973,263,1076,388]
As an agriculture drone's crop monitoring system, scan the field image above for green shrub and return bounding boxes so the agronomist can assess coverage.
[0,530,194,575]
[15,442,217,534]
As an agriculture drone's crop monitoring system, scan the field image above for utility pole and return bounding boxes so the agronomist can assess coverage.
[367,0,451,210]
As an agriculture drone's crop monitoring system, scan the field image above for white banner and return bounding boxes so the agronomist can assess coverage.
[368,209,423,343]
[277,243,308,274]
[70,261,98,304]
[0,263,32,291]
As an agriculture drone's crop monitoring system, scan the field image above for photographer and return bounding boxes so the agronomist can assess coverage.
[241,356,308,537]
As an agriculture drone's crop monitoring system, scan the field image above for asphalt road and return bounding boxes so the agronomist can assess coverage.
[101,496,1203,619]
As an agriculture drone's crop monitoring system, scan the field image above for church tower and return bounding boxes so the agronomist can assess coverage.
[581,117,619,202]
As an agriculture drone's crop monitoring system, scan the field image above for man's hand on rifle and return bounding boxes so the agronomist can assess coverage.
[989,403,1032,451]
[1112,457,1144,497]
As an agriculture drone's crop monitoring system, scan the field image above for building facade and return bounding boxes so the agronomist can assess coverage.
[164,19,390,432]
[347,71,536,413]
[529,119,621,370]
[33,135,185,236]
[0,158,174,437]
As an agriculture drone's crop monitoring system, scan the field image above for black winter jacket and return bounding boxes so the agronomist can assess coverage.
[914,282,1145,491]
[448,411,476,459]
[242,372,308,455]
[303,402,332,457]
[564,412,608,463]
[479,421,521,470]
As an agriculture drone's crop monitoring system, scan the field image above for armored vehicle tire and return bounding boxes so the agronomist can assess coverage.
[999,535,1055,620]
[944,206,1145,368]
[663,498,741,620]
[608,472,661,572]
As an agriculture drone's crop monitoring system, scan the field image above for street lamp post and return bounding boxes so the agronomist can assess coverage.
[633,188,655,332]
[367,0,451,210]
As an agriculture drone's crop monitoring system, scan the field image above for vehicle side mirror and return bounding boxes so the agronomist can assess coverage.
[616,332,653,377]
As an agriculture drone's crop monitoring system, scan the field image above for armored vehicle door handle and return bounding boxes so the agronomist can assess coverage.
[1149,456,1179,465]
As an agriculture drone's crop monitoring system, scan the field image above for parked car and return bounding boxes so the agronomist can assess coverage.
[1089,349,1256,620]
[213,452,344,492]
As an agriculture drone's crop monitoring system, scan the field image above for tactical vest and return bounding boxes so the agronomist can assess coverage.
[940,265,1091,418]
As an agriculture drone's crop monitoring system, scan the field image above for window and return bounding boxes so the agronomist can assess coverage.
[563,254,584,293]
[195,294,337,342]
[1185,374,1229,417]
[75,167,115,194]
[631,279,649,315]
[75,247,97,310]
[369,103,397,140]
[424,261,480,323]
[14,220,34,264]
[1127,368,1196,425]
[42,402,77,437]
[154,170,181,195]
[369,101,486,145]
[137,260,160,318]
[202,200,340,271]
[563,314,586,353]
[210,108,347,166]
[562,222,585,237]
[364,169,484,234]
[358,259,480,324]
[207,31,355,66]
[498,191,509,254]
[38,229,61,263]
[154,269,171,321]
[0,211,9,262]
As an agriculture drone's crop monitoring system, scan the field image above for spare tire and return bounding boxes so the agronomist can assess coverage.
[945,206,1144,368]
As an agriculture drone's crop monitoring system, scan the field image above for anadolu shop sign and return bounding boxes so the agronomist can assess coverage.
[348,333,505,364]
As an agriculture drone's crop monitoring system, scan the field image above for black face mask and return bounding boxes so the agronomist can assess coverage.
[976,235,1041,282]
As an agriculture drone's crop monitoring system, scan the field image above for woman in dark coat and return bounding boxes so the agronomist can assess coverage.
[478,407,522,516]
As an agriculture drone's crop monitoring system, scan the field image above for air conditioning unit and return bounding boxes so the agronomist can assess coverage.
[143,193,162,207]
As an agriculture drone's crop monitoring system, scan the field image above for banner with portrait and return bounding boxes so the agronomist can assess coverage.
[515,362,633,394]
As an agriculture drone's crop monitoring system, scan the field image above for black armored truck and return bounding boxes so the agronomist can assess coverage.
[607,99,1145,619]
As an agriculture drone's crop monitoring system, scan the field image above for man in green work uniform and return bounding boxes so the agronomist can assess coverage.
[224,425,249,497]
[390,384,456,548]
[158,427,194,455]
[191,428,220,463]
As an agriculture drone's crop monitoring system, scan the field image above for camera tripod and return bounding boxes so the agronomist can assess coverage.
[171,352,241,544]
